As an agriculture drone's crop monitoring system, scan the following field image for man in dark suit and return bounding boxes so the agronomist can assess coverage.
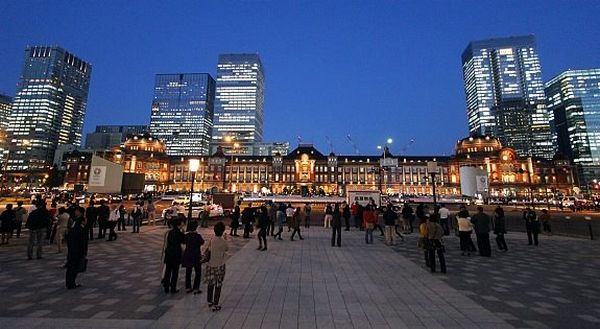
[66,208,88,289]
[97,200,110,239]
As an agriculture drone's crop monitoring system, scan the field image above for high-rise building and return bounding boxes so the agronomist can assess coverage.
[85,124,148,150]
[7,46,92,171]
[0,94,12,164]
[252,142,290,156]
[546,69,600,187]
[461,35,553,159]
[149,73,215,156]
[212,53,265,155]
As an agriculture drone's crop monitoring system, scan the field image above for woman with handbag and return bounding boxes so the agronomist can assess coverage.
[204,222,229,312]
[456,206,476,256]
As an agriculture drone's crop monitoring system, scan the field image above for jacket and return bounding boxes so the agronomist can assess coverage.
[182,232,205,268]
[25,208,51,230]
[383,209,397,226]
[66,221,88,263]
[164,228,185,265]
[470,212,491,234]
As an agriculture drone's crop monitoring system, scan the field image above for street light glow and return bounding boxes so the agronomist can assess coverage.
[377,145,382,150]
[387,138,393,144]
[189,159,200,173]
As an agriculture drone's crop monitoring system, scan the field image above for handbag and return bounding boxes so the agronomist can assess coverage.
[201,240,211,264]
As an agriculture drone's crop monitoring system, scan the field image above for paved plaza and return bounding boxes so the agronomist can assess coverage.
[0,223,598,329]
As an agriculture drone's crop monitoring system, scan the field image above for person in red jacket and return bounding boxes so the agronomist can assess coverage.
[363,205,377,244]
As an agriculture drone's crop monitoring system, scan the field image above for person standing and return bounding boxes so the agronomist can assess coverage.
[266,202,274,236]
[55,208,70,253]
[257,206,269,250]
[162,218,185,294]
[274,204,285,240]
[97,200,110,239]
[524,207,540,246]
[65,209,88,289]
[470,207,491,257]
[14,201,27,239]
[230,201,241,237]
[438,204,450,235]
[363,205,377,244]
[291,207,304,241]
[331,204,342,247]
[350,201,359,229]
[456,206,475,256]
[199,203,210,228]
[427,215,446,274]
[107,205,119,241]
[182,220,205,294]
[383,205,397,246]
[85,201,96,240]
[117,204,127,231]
[418,217,430,267]
[342,202,351,231]
[131,204,142,233]
[402,203,414,233]
[323,203,333,228]
[493,206,508,252]
[285,203,294,231]
[303,203,312,228]
[26,201,51,260]
[241,203,255,239]
[147,199,156,226]
[204,222,229,312]
[0,204,15,245]
[539,209,552,235]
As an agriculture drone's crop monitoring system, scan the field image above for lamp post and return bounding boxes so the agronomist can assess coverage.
[427,161,439,213]
[377,138,393,194]
[188,159,200,220]
[229,142,239,191]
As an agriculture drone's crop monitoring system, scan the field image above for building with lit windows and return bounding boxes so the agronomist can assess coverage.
[546,69,600,189]
[211,54,265,155]
[0,94,12,164]
[149,73,215,156]
[7,46,92,173]
[462,36,553,159]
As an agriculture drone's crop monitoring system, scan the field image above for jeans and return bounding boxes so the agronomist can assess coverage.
[459,231,476,253]
[107,222,117,241]
[365,228,373,244]
[132,217,141,233]
[331,226,341,247]
[323,214,332,228]
[291,227,303,240]
[15,220,22,238]
[428,239,446,273]
[258,227,267,248]
[440,218,450,235]
[27,229,45,259]
[495,233,508,251]
[117,218,126,231]
[274,225,284,239]
[476,232,491,257]
[185,265,201,291]
[384,225,395,245]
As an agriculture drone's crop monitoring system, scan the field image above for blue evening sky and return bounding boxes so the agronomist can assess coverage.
[1,1,598,156]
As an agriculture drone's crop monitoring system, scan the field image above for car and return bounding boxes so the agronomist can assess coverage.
[161,201,224,220]
[110,195,123,203]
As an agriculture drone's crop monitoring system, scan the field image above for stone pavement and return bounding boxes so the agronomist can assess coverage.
[387,229,600,329]
[0,222,595,328]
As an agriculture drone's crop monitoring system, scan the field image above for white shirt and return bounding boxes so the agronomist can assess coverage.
[439,207,450,219]
[108,209,119,222]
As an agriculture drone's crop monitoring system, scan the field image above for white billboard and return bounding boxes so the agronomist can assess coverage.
[87,156,124,194]
[89,166,107,187]
[459,166,488,197]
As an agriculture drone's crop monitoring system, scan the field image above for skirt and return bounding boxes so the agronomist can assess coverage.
[204,264,226,287]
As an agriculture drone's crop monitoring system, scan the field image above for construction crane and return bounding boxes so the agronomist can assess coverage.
[325,136,334,154]
[400,138,415,154]
[345,134,360,154]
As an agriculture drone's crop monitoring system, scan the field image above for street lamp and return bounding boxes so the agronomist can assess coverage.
[377,138,393,194]
[188,159,200,220]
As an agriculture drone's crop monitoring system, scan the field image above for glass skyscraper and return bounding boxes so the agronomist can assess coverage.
[7,46,92,171]
[149,73,215,156]
[462,35,553,159]
[546,69,600,187]
[212,53,265,155]
[0,94,12,164]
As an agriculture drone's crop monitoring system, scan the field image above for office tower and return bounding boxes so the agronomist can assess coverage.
[546,69,600,187]
[252,142,290,156]
[85,124,148,150]
[461,35,553,159]
[149,73,215,156]
[212,53,265,155]
[7,46,92,171]
[0,94,12,163]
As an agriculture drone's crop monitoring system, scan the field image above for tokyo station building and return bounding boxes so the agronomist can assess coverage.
[65,134,576,198]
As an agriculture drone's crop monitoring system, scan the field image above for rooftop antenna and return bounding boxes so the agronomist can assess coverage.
[346,134,360,154]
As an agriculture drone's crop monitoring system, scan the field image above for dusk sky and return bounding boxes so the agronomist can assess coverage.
[1,0,599,156]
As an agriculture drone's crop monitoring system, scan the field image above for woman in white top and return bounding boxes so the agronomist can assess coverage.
[204,222,229,312]
[56,208,70,253]
[456,206,476,256]
[107,205,119,241]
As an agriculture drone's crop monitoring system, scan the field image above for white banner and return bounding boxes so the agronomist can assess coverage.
[89,166,107,186]
[476,175,489,192]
